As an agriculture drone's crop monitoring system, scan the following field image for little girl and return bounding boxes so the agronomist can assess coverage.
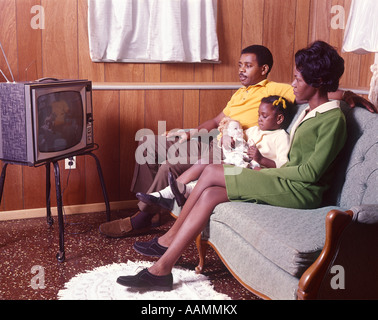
[137,95,291,206]
[219,95,291,169]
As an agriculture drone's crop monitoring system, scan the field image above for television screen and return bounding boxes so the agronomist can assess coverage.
[37,91,84,153]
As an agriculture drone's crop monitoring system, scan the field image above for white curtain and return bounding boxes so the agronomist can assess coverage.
[88,0,219,63]
[343,0,378,107]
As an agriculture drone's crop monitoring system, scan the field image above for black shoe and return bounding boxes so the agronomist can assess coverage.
[133,237,168,257]
[117,268,173,291]
[136,192,174,211]
[168,169,187,207]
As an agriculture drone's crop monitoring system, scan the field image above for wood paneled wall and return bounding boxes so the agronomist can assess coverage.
[0,0,374,213]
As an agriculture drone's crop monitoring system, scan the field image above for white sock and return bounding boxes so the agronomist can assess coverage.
[184,181,197,197]
[150,180,197,199]
[150,186,174,199]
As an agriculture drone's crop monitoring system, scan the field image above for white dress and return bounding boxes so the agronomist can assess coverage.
[222,126,290,169]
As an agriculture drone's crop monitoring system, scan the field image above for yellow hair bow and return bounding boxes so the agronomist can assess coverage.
[273,97,287,109]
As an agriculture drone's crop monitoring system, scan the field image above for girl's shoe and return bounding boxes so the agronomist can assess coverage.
[168,170,187,207]
[136,192,174,211]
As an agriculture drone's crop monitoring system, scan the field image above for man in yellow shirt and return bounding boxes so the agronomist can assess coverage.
[179,46,296,136]
[99,44,375,238]
[223,78,295,129]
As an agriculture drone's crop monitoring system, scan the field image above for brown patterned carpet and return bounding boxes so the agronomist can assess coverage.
[0,209,261,300]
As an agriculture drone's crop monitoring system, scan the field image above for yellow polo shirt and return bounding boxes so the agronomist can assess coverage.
[223,79,296,129]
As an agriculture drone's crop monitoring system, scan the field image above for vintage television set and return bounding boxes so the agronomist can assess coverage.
[0,79,94,166]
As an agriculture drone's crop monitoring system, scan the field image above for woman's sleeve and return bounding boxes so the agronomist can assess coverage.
[267,113,347,182]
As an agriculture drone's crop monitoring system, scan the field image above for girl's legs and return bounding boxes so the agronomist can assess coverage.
[133,162,212,231]
[175,160,211,185]
[149,162,207,199]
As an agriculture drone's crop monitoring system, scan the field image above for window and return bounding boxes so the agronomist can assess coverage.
[88,0,219,63]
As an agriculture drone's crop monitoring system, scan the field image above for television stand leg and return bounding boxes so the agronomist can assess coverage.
[87,152,111,221]
[0,163,9,204]
[45,163,53,226]
[52,161,65,263]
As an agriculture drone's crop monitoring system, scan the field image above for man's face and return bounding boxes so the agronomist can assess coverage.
[238,53,268,87]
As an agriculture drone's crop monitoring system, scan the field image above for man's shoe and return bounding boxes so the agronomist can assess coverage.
[168,170,187,207]
[133,237,168,257]
[116,268,173,291]
[136,192,173,211]
[99,214,148,238]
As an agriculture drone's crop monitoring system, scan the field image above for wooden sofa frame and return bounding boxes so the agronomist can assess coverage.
[195,208,377,300]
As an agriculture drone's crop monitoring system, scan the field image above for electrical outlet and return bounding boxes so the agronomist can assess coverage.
[65,156,76,169]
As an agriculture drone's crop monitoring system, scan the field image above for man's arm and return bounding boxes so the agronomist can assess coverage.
[196,112,226,133]
[166,111,226,143]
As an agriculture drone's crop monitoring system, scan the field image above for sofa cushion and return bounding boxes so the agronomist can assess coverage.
[205,202,341,277]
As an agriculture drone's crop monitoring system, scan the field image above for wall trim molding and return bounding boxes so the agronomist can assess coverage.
[93,82,242,90]
[92,82,370,95]
[0,200,138,221]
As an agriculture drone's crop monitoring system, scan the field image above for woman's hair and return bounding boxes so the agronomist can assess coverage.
[241,45,274,75]
[295,40,345,92]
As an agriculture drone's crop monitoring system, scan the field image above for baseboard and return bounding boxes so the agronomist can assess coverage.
[0,200,138,221]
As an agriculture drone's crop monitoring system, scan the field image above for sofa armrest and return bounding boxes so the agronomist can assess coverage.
[297,205,378,300]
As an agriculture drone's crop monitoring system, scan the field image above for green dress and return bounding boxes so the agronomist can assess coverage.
[224,102,347,209]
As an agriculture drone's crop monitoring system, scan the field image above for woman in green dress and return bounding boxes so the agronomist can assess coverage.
[117,41,348,290]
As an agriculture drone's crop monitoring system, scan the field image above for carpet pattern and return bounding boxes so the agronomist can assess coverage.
[0,210,260,300]
[58,260,231,300]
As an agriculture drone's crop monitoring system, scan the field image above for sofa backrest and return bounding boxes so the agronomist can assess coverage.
[287,102,377,209]
[334,103,378,208]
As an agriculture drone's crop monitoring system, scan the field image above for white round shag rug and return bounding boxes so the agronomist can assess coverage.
[58,260,231,300]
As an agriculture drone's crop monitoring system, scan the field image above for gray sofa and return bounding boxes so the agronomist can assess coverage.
[172,102,378,300]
